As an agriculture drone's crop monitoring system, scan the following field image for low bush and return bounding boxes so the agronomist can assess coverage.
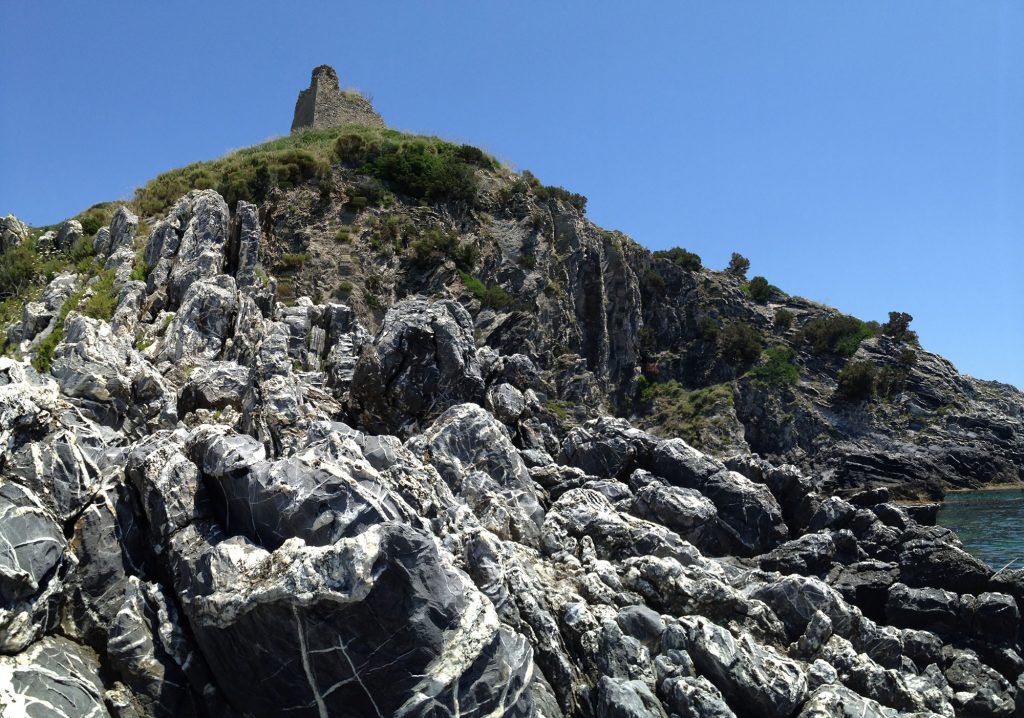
[460,272,514,310]
[410,227,478,270]
[800,314,875,356]
[638,380,734,446]
[748,346,799,386]
[653,247,702,271]
[718,320,763,369]
[773,308,794,330]
[836,361,877,400]
[0,241,42,300]
[882,311,918,344]
[279,253,310,269]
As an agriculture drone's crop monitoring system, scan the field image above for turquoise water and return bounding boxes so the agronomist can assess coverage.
[936,488,1024,570]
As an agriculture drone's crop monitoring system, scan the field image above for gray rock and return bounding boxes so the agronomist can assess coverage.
[230,200,260,288]
[415,403,544,545]
[175,521,538,718]
[0,636,110,717]
[885,582,960,633]
[759,531,836,575]
[796,684,890,718]
[486,382,527,424]
[349,297,485,435]
[177,361,252,415]
[158,275,238,363]
[660,675,737,717]
[55,219,84,252]
[680,615,808,717]
[0,214,28,253]
[595,676,668,718]
[944,649,1016,716]
[632,481,728,555]
[700,470,790,556]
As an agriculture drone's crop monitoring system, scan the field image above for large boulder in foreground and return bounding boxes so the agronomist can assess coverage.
[349,298,484,435]
[174,522,537,718]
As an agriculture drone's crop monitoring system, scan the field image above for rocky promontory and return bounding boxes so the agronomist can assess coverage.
[0,109,1023,717]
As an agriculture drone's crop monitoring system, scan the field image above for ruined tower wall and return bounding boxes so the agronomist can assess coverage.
[290,65,385,132]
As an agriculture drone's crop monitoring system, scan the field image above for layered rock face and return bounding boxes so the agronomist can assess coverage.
[2,190,1024,717]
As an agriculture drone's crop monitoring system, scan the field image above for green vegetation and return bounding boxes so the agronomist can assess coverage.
[726,252,750,278]
[31,285,89,373]
[718,320,763,369]
[748,346,800,386]
[653,247,702,271]
[279,253,310,269]
[334,127,496,206]
[642,269,666,296]
[638,380,734,446]
[800,314,875,356]
[336,280,354,296]
[773,308,794,330]
[698,316,720,341]
[79,271,119,321]
[135,129,336,216]
[335,226,352,242]
[836,360,878,401]
[748,276,771,304]
[410,227,478,270]
[500,170,588,213]
[460,272,514,310]
[882,311,918,344]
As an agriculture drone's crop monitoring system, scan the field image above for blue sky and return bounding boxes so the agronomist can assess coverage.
[2,2,1022,387]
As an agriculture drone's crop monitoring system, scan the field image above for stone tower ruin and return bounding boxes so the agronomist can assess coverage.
[290,65,385,133]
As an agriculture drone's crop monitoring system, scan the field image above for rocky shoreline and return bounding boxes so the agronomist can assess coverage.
[0,191,1022,716]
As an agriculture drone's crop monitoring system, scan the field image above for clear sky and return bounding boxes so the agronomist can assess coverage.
[2,2,1022,388]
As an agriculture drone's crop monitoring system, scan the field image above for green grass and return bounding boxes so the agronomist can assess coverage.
[638,380,734,445]
[460,271,514,310]
[279,253,310,269]
[410,227,478,270]
[133,127,347,217]
[79,271,118,321]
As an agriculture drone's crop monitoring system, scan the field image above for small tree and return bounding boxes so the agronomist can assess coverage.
[748,276,771,304]
[726,252,750,278]
[882,311,918,344]
[774,308,795,330]
[719,320,763,369]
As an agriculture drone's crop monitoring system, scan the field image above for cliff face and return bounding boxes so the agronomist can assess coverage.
[241,143,1024,501]
[1,123,1023,717]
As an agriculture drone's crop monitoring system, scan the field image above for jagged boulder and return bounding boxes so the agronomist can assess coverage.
[177,361,252,415]
[0,636,111,717]
[349,298,485,435]
[158,275,238,363]
[413,403,545,545]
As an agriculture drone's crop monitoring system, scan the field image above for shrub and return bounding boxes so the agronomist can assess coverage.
[899,347,918,365]
[79,271,118,320]
[643,269,666,296]
[726,252,750,278]
[877,365,907,397]
[410,227,477,270]
[698,316,720,341]
[0,241,42,300]
[336,280,354,295]
[748,346,799,386]
[653,247,702,271]
[279,253,310,269]
[800,315,875,356]
[533,183,587,213]
[748,276,771,304]
[460,272,514,310]
[718,321,763,369]
[774,308,794,330]
[837,361,877,400]
[882,311,918,344]
[356,137,481,205]
[335,227,352,242]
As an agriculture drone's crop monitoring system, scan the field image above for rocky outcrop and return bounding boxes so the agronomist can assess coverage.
[2,176,1021,718]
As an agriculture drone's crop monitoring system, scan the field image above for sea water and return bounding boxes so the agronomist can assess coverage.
[936,488,1024,570]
